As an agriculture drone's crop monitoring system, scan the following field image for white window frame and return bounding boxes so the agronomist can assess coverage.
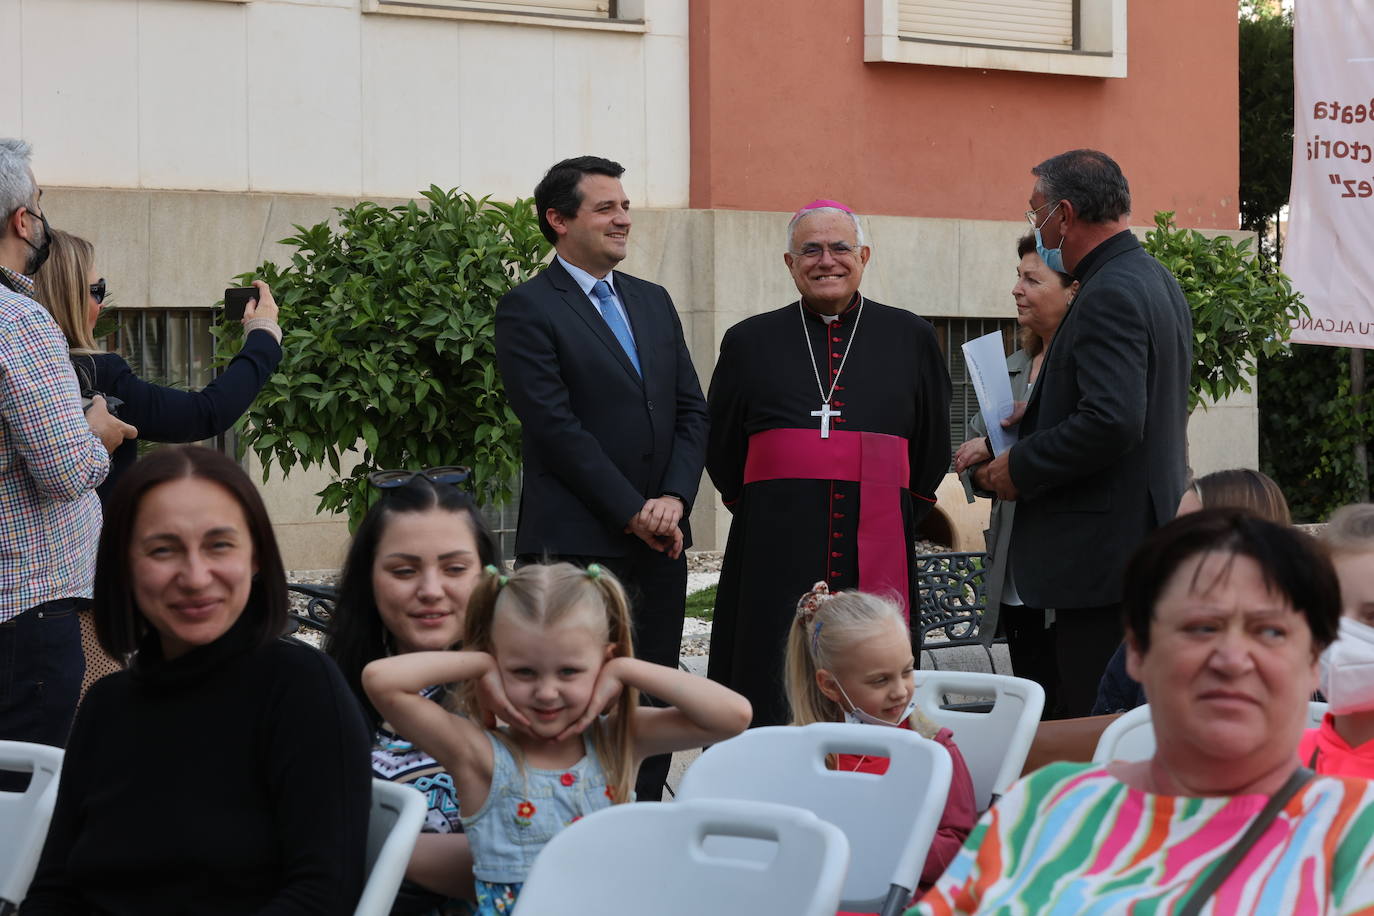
[864,0,1127,79]
[362,0,646,33]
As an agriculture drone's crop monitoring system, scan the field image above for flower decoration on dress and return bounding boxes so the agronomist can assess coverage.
[514,800,536,827]
[560,772,577,787]
[604,786,616,801]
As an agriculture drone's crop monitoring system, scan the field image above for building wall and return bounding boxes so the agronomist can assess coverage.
[689,0,1240,230]
[7,0,689,207]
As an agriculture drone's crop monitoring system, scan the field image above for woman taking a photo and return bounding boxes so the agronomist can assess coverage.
[327,469,498,915]
[33,228,282,500]
[22,446,371,915]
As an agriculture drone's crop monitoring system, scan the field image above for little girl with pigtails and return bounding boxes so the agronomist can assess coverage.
[364,561,752,915]
[785,582,978,897]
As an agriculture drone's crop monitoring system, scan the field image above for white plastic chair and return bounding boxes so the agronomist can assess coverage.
[913,670,1044,811]
[517,798,849,916]
[354,779,427,916]
[675,722,951,916]
[1093,701,1331,764]
[1091,702,1154,763]
[0,741,64,914]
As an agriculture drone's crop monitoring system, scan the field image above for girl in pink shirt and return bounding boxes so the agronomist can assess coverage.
[1302,503,1374,777]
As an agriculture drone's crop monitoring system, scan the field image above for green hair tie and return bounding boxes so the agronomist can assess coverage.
[586,563,603,580]
[484,564,509,587]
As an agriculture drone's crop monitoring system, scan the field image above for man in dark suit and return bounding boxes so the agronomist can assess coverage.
[977,149,1192,718]
[494,156,709,798]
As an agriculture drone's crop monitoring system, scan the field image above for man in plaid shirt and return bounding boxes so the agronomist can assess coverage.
[0,139,135,772]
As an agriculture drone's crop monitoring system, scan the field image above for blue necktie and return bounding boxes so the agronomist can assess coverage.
[592,279,641,376]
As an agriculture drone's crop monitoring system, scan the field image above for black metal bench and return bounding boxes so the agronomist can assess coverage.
[913,551,1000,670]
[285,583,337,640]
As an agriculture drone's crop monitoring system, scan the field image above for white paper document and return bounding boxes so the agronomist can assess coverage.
[961,331,1018,456]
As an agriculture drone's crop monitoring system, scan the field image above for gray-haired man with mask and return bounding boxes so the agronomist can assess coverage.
[974,149,1192,718]
[0,139,135,776]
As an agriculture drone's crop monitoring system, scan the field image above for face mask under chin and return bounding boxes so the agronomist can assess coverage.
[832,678,917,728]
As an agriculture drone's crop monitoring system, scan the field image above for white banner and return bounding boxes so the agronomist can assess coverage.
[1284,0,1374,348]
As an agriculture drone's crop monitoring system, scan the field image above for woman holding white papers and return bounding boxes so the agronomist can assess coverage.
[954,235,1076,717]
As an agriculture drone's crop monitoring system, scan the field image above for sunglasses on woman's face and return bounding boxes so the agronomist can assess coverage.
[367,466,472,489]
[89,278,107,305]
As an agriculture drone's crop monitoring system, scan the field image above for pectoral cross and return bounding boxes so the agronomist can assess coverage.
[811,401,840,439]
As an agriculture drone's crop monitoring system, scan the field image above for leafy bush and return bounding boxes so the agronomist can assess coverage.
[1259,344,1371,522]
[218,188,550,529]
[1142,211,1307,411]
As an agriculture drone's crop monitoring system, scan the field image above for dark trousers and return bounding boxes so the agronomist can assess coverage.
[0,598,86,790]
[517,542,687,802]
[1052,604,1124,719]
[1001,604,1058,721]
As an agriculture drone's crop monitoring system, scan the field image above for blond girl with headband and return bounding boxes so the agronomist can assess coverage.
[785,583,977,896]
[365,562,751,915]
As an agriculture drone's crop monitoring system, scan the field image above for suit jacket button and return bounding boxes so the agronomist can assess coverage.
[646,400,655,411]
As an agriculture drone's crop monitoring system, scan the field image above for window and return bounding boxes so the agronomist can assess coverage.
[363,0,645,31]
[103,307,238,455]
[930,316,1019,468]
[864,0,1126,79]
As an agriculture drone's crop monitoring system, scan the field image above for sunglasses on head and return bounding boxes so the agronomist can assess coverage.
[90,278,107,305]
[367,466,472,489]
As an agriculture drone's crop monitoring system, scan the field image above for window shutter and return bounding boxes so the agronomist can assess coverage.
[416,0,609,17]
[897,0,1073,52]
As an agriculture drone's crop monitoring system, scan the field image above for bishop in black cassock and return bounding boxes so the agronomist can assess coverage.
[705,200,952,726]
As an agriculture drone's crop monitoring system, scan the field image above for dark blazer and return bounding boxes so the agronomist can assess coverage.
[1007,231,1192,609]
[494,258,708,557]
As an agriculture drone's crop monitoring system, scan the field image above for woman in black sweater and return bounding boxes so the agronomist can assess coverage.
[33,229,282,501]
[21,447,372,915]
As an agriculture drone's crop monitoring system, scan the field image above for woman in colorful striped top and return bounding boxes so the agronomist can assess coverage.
[911,509,1374,915]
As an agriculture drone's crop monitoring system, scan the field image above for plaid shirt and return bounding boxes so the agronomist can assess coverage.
[0,266,106,621]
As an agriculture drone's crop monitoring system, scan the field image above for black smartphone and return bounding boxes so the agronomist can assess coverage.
[223,287,258,322]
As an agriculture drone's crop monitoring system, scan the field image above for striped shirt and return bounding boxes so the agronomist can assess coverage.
[0,266,107,621]
[909,762,1374,916]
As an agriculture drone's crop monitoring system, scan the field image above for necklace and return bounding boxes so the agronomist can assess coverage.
[799,295,865,439]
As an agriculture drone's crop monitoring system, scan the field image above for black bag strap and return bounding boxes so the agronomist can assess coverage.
[1177,767,1314,916]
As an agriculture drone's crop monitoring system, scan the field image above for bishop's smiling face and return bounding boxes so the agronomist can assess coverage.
[784,210,870,316]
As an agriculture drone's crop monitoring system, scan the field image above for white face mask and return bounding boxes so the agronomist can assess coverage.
[1319,616,1374,714]
[833,679,917,728]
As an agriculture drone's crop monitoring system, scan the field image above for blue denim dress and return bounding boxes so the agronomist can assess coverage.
[460,727,618,914]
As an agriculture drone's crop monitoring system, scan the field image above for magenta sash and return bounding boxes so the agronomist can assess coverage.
[743,428,911,619]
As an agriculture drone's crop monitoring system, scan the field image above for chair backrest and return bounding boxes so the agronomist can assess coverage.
[0,741,64,909]
[354,779,427,916]
[1091,702,1154,763]
[675,722,950,915]
[517,798,849,916]
[913,671,1044,810]
[1093,701,1331,764]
